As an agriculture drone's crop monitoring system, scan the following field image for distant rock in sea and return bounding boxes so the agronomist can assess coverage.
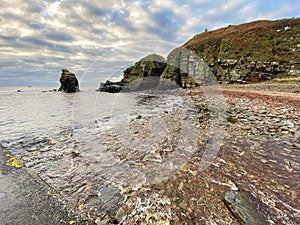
[97,80,126,93]
[58,69,79,93]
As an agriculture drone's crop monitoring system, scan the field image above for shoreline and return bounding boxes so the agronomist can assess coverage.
[0,82,299,224]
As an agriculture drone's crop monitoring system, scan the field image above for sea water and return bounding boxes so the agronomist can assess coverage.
[0,86,201,186]
[0,86,116,155]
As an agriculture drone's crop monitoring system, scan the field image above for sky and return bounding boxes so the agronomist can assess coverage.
[0,0,299,87]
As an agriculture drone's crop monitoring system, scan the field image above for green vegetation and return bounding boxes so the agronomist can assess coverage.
[183,18,300,82]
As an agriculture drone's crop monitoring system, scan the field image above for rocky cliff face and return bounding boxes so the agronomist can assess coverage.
[122,18,300,87]
[182,18,300,84]
[161,47,216,87]
[58,69,79,93]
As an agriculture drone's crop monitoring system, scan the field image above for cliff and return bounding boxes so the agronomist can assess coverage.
[182,17,300,84]
[123,18,300,86]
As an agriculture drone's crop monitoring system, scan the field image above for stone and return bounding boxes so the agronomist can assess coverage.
[58,69,79,93]
[181,18,300,84]
[288,160,300,170]
[224,190,267,225]
[119,19,300,87]
[115,207,127,223]
[98,184,121,213]
[97,80,126,93]
[95,216,111,225]
[295,130,300,139]
[122,54,167,83]
[284,120,295,128]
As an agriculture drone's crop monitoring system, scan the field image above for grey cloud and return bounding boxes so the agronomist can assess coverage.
[0,35,19,42]
[28,21,45,30]
[21,37,54,47]
[43,30,73,42]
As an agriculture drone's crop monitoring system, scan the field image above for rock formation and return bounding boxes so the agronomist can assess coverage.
[99,54,169,93]
[121,18,300,87]
[224,190,267,225]
[121,54,167,83]
[161,47,215,87]
[97,80,126,93]
[182,18,300,84]
[58,69,79,93]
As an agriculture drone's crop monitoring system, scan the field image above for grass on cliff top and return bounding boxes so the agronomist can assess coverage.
[184,18,300,47]
[183,18,300,64]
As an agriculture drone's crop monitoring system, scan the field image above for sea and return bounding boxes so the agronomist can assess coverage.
[0,86,201,186]
[0,86,115,153]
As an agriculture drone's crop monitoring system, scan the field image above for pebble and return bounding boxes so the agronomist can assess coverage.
[295,130,300,139]
[115,207,127,223]
[9,87,300,225]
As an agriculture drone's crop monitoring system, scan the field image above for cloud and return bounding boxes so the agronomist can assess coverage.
[0,0,299,86]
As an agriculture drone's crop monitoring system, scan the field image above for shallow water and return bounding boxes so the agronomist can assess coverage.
[0,86,200,186]
[0,86,114,154]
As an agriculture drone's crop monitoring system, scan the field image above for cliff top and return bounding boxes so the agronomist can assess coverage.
[184,17,300,49]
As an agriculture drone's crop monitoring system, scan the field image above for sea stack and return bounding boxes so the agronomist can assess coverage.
[58,69,79,93]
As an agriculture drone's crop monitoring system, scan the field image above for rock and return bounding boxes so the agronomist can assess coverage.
[98,184,121,213]
[119,20,300,88]
[182,18,300,83]
[224,190,267,225]
[97,80,126,93]
[95,215,111,225]
[288,160,300,170]
[115,207,127,223]
[284,120,295,128]
[58,69,79,93]
[295,130,300,139]
[122,54,167,83]
[161,47,214,87]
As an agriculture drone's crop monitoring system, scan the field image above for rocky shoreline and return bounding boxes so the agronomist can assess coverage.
[2,82,299,224]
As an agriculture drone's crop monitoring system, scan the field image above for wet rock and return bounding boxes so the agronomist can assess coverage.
[58,69,79,93]
[97,80,126,93]
[284,120,295,128]
[95,215,111,225]
[115,207,127,223]
[224,190,267,225]
[294,130,300,139]
[97,184,121,214]
[288,160,300,170]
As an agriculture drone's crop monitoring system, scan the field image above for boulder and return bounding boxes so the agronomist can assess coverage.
[58,69,79,93]
[224,190,267,225]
